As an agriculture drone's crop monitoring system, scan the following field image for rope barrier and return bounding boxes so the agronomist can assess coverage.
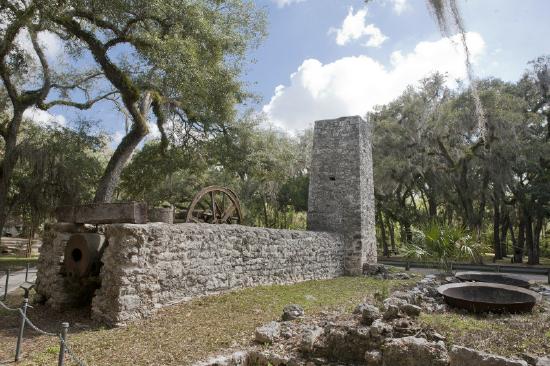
[1,298,88,366]
[19,309,58,337]
[0,299,19,311]
[59,335,88,366]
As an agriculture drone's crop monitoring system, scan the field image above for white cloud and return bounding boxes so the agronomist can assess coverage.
[362,25,388,48]
[16,28,63,61]
[329,7,388,48]
[390,0,409,15]
[272,0,305,8]
[111,130,125,145]
[263,32,485,131]
[23,107,67,127]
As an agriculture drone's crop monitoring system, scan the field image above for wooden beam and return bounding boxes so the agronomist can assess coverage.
[56,202,148,224]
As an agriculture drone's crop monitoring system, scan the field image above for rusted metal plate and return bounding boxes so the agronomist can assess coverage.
[56,202,148,224]
[437,282,542,313]
[455,271,531,288]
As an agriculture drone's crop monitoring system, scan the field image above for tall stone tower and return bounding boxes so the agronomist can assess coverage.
[307,116,377,275]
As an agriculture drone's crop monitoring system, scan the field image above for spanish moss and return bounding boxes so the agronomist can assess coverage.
[427,0,487,140]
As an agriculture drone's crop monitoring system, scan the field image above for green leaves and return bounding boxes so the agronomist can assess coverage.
[403,221,481,272]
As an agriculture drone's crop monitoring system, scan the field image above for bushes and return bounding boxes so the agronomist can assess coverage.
[403,221,482,272]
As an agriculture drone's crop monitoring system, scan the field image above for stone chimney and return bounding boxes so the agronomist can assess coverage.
[307,116,377,275]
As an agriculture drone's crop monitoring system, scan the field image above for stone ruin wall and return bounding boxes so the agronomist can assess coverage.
[307,116,377,274]
[37,223,345,325]
[35,115,376,325]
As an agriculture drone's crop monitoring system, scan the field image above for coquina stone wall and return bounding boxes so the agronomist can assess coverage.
[35,226,76,309]
[35,116,376,325]
[90,223,345,325]
[308,116,376,275]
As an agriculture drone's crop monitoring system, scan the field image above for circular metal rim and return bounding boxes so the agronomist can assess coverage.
[454,271,532,288]
[437,282,542,306]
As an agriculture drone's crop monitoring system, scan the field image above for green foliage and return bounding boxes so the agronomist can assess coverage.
[119,141,208,206]
[373,57,550,263]
[403,221,481,272]
[277,175,309,212]
[119,116,311,229]
[8,120,106,233]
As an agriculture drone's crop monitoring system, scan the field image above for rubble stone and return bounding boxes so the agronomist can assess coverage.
[365,350,383,366]
[383,304,400,320]
[282,304,305,321]
[361,304,381,325]
[450,346,528,366]
[400,304,422,317]
[255,322,281,344]
[382,336,449,366]
[300,326,324,353]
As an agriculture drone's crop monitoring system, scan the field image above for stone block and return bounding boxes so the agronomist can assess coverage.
[382,337,449,366]
[255,321,281,344]
[450,346,528,366]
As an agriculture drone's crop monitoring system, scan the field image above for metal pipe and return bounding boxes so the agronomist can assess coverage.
[58,322,69,366]
[15,298,28,361]
[25,263,29,282]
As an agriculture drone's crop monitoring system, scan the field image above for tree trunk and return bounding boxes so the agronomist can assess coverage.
[377,211,389,257]
[446,208,453,226]
[509,222,517,263]
[403,222,412,244]
[262,195,269,227]
[532,214,543,265]
[0,111,24,241]
[500,215,508,257]
[428,192,437,218]
[525,212,538,265]
[93,125,148,203]
[514,215,525,264]
[493,198,502,260]
[388,216,397,254]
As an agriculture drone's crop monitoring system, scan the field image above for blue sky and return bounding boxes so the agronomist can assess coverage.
[244,0,550,131]
[26,0,550,138]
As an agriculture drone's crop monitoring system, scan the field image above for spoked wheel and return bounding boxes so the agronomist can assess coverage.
[185,186,243,224]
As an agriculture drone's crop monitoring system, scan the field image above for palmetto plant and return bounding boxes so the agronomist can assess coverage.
[403,222,482,272]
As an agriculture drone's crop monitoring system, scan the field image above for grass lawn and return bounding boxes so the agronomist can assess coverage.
[0,276,418,365]
[0,256,39,271]
[420,309,550,357]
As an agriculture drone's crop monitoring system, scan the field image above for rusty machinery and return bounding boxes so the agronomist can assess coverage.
[60,186,242,283]
[177,185,242,224]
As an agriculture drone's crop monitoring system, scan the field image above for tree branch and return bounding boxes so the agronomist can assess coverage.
[151,93,168,150]
[51,71,104,91]
[39,91,117,110]
[26,28,51,104]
